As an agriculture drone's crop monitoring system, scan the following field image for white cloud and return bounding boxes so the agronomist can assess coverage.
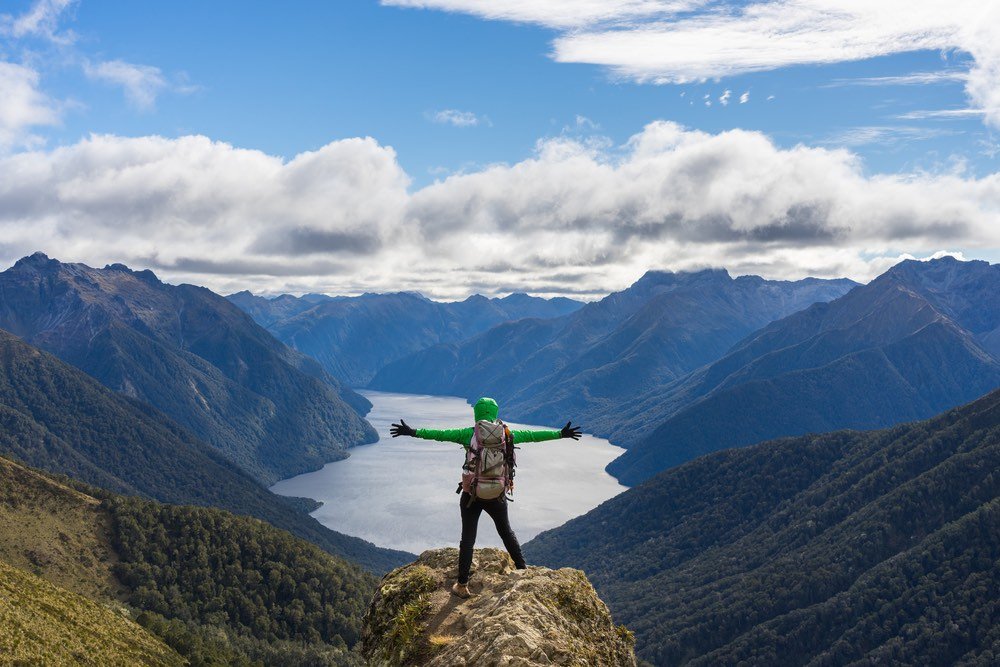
[826,70,968,87]
[719,89,731,106]
[0,123,997,299]
[382,0,702,29]
[0,62,60,151]
[427,109,489,127]
[83,60,170,110]
[897,108,986,120]
[388,1,1000,129]
[739,91,749,104]
[0,0,76,44]
[824,125,961,146]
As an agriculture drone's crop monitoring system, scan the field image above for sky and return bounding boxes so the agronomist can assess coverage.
[0,0,998,299]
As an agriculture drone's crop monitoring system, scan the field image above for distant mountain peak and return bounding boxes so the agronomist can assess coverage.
[12,251,55,269]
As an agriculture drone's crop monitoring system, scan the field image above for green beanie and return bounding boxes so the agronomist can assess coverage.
[473,397,499,422]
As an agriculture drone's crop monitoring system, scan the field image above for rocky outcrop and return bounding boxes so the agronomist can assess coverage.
[361,548,636,666]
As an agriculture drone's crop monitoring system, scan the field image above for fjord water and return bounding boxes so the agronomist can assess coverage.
[270,390,628,553]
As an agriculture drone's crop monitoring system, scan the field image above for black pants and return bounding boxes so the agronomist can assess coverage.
[458,492,526,584]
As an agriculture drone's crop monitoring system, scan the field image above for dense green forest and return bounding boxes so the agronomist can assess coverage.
[108,496,374,666]
[526,387,1000,665]
[0,328,410,572]
[0,455,372,666]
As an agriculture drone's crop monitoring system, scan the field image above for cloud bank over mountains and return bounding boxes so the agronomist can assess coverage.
[0,122,997,299]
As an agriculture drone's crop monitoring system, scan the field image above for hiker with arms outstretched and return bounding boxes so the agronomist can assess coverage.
[390,397,582,598]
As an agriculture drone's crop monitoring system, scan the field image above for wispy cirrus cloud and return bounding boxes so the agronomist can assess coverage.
[383,1,704,29]
[896,108,987,120]
[83,59,169,110]
[824,69,969,87]
[822,125,962,147]
[427,108,490,127]
[0,0,77,44]
[387,1,1000,129]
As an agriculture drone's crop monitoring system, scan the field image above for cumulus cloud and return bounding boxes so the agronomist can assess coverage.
[0,62,60,151]
[0,123,997,299]
[388,1,1000,129]
[739,91,749,104]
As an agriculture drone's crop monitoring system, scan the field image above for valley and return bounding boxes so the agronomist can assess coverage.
[270,390,628,553]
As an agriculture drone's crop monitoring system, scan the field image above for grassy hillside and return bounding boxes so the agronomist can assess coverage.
[0,456,121,602]
[526,388,1000,665]
[0,558,184,667]
[0,455,371,666]
[0,328,410,573]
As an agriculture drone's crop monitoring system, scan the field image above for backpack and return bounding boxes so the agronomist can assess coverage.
[460,419,516,504]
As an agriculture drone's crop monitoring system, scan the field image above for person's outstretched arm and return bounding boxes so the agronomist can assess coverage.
[390,419,474,446]
[510,421,582,444]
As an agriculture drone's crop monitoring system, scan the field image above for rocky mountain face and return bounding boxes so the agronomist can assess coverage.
[229,289,583,386]
[526,386,1000,665]
[0,328,409,572]
[370,269,856,433]
[0,253,376,484]
[361,548,636,667]
[608,256,1000,484]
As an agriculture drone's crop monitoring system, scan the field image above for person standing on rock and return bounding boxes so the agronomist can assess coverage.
[390,396,582,598]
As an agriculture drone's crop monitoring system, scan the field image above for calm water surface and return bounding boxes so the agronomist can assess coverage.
[270,390,628,553]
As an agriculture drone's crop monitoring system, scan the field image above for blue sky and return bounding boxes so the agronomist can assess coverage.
[0,0,998,298]
[21,0,994,183]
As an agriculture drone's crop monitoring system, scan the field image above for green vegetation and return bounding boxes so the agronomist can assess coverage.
[361,564,439,665]
[0,558,184,666]
[108,496,374,648]
[0,454,373,666]
[0,456,121,602]
[0,328,409,572]
[526,388,1000,665]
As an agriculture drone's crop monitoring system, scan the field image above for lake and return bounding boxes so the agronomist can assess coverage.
[270,390,629,554]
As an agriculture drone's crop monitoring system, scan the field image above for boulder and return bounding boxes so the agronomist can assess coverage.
[361,547,636,666]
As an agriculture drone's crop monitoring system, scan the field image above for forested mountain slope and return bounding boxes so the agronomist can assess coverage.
[526,387,1000,665]
[0,253,375,484]
[229,289,582,385]
[608,256,1000,484]
[0,454,373,665]
[0,329,409,572]
[370,270,855,429]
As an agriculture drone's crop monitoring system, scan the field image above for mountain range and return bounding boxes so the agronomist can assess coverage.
[0,253,375,485]
[606,256,1000,484]
[0,326,408,572]
[525,385,1000,665]
[228,289,583,386]
[369,269,856,436]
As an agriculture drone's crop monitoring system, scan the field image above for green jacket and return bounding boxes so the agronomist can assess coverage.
[414,426,562,448]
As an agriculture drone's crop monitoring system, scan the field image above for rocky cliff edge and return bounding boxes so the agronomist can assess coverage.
[361,548,636,666]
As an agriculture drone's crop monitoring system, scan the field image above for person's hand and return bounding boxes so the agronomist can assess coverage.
[560,421,582,440]
[390,419,416,438]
